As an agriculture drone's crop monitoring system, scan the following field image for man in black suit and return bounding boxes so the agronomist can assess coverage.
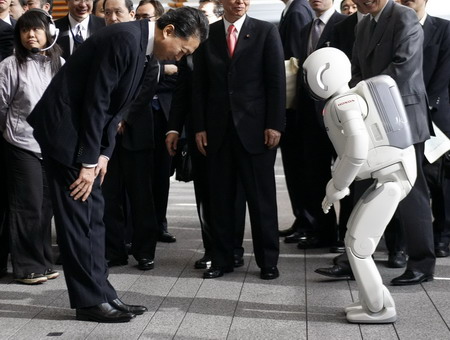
[292,0,346,249]
[277,0,314,239]
[193,0,285,280]
[28,8,208,322]
[55,0,105,59]
[400,0,450,257]
[0,0,15,278]
[350,0,435,285]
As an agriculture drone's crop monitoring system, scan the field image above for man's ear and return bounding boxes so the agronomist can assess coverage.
[43,2,51,11]
[162,24,175,38]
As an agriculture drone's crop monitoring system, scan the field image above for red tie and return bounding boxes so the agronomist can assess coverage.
[227,24,237,57]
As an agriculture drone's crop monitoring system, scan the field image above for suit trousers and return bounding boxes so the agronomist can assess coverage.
[153,109,172,233]
[190,136,246,257]
[5,143,53,278]
[120,146,158,260]
[207,126,279,269]
[44,156,117,308]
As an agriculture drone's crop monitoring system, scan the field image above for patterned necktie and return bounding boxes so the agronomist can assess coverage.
[227,24,237,58]
[73,25,84,51]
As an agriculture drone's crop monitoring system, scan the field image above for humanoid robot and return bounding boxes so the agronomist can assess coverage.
[302,47,417,323]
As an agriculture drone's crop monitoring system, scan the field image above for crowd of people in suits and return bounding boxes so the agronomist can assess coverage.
[0,0,449,323]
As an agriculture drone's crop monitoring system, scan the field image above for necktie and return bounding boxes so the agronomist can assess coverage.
[73,25,84,51]
[309,18,322,54]
[369,18,377,37]
[227,24,237,58]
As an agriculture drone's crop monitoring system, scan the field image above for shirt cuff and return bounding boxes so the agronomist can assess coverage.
[166,130,179,136]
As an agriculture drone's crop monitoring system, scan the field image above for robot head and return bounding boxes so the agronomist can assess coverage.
[303,47,351,101]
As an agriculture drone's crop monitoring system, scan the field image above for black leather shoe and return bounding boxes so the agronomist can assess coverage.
[297,235,321,249]
[108,258,128,268]
[76,302,135,323]
[435,242,450,258]
[0,267,7,278]
[387,251,407,268]
[260,266,279,280]
[109,298,147,315]
[315,265,354,280]
[284,231,303,243]
[330,241,346,253]
[137,258,154,271]
[194,255,211,269]
[391,270,433,286]
[158,231,176,243]
[234,255,244,268]
[203,266,233,279]
[279,226,295,237]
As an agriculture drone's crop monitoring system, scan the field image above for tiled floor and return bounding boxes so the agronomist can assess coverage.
[1,158,449,339]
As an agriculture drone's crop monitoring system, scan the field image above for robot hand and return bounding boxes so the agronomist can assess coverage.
[322,179,350,214]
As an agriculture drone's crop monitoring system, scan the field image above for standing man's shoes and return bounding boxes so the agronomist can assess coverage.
[76,302,135,323]
[158,231,176,243]
[260,267,279,280]
[203,266,233,279]
[279,226,295,237]
[109,298,147,315]
[137,259,154,271]
[387,251,407,268]
[391,270,433,286]
[435,243,450,257]
[194,255,211,269]
[234,255,244,268]
[284,231,303,243]
[315,265,354,280]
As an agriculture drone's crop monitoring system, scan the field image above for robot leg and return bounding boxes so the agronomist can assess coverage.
[344,181,402,323]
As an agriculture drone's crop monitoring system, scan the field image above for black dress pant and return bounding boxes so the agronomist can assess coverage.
[0,137,9,270]
[207,127,279,269]
[44,156,117,308]
[5,143,53,278]
[120,146,158,260]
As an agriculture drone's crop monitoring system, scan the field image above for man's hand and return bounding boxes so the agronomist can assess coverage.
[165,132,179,156]
[264,129,281,149]
[117,120,126,135]
[96,156,109,185]
[196,131,208,156]
[164,64,178,75]
[69,167,96,202]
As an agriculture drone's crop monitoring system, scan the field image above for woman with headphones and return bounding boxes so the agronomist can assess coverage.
[0,9,64,284]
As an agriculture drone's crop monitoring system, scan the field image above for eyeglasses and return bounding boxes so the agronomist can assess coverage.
[135,14,157,21]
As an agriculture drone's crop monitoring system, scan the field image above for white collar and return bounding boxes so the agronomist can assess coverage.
[316,7,335,25]
[68,14,90,32]
[419,12,427,26]
[223,14,246,37]
[146,21,155,56]
[372,0,390,23]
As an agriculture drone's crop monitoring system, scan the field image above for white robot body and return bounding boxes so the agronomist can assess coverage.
[303,48,418,324]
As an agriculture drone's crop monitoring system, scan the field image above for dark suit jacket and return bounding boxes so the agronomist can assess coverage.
[55,14,105,60]
[422,15,450,137]
[28,20,149,166]
[193,16,286,155]
[0,18,16,62]
[351,1,430,144]
[331,12,357,59]
[278,0,314,59]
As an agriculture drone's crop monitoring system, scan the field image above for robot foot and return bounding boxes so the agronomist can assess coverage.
[344,301,363,313]
[346,305,397,324]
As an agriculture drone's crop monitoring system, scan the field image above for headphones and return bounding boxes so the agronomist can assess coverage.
[27,8,60,53]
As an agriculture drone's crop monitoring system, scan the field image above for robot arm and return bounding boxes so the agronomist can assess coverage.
[323,106,369,213]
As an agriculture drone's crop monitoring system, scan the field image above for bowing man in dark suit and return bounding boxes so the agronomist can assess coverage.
[292,0,346,249]
[0,18,16,62]
[55,0,105,60]
[400,0,450,257]
[27,7,209,322]
[351,0,435,285]
[277,0,314,239]
[193,0,286,280]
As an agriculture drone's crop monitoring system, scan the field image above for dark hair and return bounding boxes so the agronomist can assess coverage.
[157,6,209,43]
[14,10,62,75]
[137,0,164,18]
[103,0,134,12]
[92,0,102,15]
[199,0,223,18]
